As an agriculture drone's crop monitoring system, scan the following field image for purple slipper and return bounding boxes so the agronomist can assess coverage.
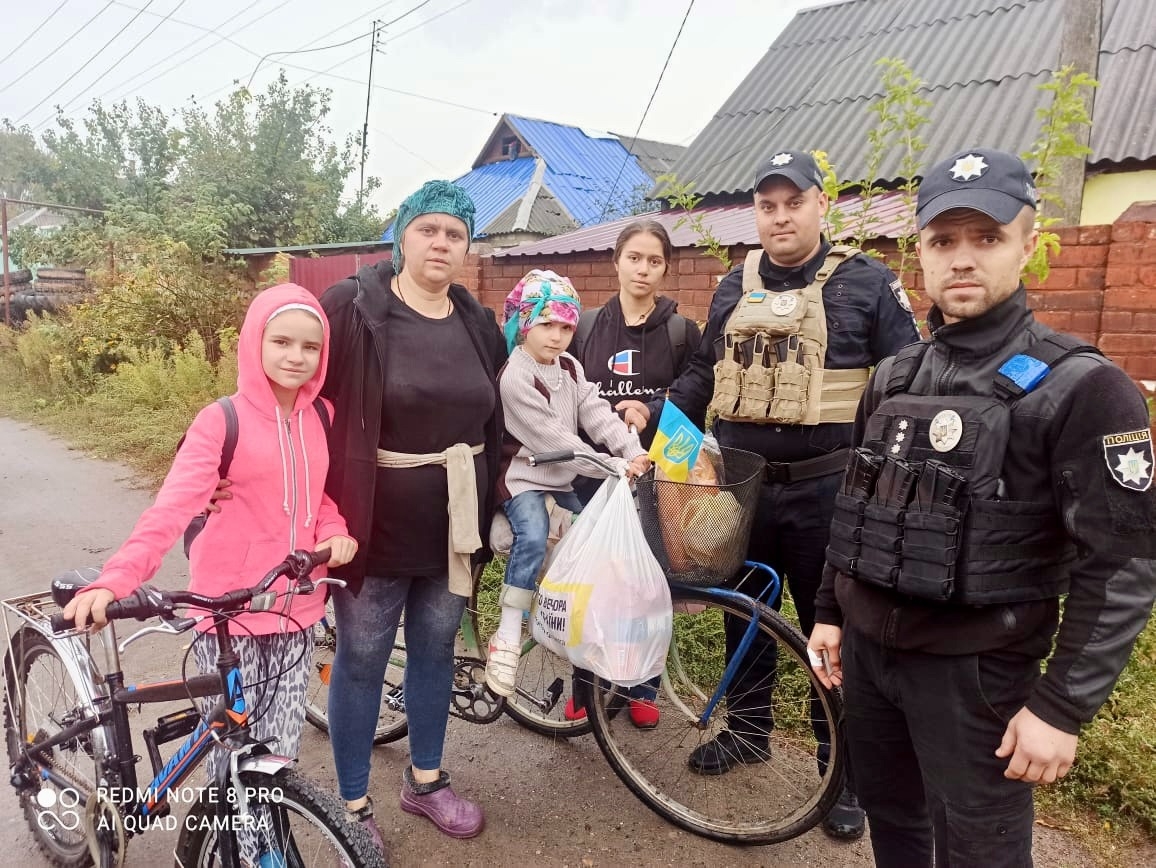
[400,769,484,839]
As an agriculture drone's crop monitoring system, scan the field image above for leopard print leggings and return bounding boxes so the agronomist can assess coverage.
[191,628,312,864]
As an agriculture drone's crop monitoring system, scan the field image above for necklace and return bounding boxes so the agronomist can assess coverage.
[626,300,656,326]
[525,348,563,391]
[396,273,451,318]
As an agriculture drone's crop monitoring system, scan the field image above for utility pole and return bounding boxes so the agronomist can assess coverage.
[1054,0,1102,225]
[358,20,381,210]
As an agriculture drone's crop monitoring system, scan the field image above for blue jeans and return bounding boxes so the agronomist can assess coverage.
[501,489,584,609]
[328,574,467,800]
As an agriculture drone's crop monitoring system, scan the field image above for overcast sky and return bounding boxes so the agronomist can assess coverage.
[1,0,813,212]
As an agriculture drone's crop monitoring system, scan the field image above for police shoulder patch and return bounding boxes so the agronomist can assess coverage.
[890,279,914,313]
[1103,429,1154,492]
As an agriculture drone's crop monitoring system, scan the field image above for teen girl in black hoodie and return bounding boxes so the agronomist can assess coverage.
[569,218,702,727]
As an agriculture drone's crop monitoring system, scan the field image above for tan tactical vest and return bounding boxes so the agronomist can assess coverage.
[710,246,870,425]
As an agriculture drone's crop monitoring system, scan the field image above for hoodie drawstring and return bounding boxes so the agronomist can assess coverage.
[298,409,313,528]
[275,406,291,516]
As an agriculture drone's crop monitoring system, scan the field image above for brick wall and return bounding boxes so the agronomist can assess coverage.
[466,206,1156,413]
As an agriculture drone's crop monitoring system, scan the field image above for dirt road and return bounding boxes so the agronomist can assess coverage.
[0,416,1098,867]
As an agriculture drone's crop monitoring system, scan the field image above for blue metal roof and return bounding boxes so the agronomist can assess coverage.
[506,115,655,226]
[381,157,538,242]
[380,114,667,242]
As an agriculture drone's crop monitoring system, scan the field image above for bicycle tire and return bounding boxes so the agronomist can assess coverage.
[470,567,591,738]
[175,767,387,867]
[304,601,409,745]
[3,628,108,867]
[580,586,845,845]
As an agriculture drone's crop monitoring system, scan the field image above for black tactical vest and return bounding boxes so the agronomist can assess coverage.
[826,329,1099,606]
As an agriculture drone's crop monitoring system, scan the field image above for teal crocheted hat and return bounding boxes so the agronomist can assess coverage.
[393,180,476,269]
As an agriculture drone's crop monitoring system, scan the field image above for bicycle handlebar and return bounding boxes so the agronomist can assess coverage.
[529,450,625,477]
[50,548,331,633]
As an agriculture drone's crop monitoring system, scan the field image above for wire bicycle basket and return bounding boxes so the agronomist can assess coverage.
[636,447,767,587]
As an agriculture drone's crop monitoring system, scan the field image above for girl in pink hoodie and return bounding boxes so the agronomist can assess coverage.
[64,283,357,802]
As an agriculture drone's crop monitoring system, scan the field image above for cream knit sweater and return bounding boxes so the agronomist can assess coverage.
[500,347,645,499]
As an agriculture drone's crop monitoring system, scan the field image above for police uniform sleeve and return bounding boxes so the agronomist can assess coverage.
[869,269,922,363]
[814,362,891,626]
[648,267,743,429]
[1026,364,1156,734]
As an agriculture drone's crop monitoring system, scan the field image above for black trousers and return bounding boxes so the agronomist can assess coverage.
[723,471,841,769]
[842,627,1039,868]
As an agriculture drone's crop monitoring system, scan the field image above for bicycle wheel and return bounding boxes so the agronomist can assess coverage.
[176,767,387,867]
[304,601,408,744]
[4,628,108,867]
[581,586,845,845]
[470,563,591,738]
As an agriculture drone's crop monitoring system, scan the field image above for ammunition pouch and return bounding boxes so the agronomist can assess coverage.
[711,247,868,426]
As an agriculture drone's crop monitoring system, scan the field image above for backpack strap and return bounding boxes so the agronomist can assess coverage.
[884,342,932,398]
[667,313,689,371]
[216,397,240,478]
[312,396,331,435]
[993,333,1102,400]
[575,307,600,359]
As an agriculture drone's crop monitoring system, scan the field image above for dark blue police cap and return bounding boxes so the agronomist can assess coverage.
[753,150,824,193]
[916,148,1038,228]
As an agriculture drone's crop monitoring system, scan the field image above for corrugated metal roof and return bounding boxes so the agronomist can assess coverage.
[668,0,1156,196]
[484,186,577,237]
[381,157,539,242]
[505,115,658,227]
[223,240,391,255]
[494,191,913,258]
[382,115,683,242]
[615,136,688,180]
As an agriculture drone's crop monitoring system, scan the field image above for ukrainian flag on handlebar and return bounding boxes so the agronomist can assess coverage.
[648,401,704,483]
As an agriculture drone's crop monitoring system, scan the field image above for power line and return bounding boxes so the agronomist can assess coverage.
[597,0,695,221]
[243,0,432,89]
[0,1,115,98]
[13,0,162,125]
[30,0,190,131]
[378,0,475,48]
[0,0,72,69]
[76,0,268,110]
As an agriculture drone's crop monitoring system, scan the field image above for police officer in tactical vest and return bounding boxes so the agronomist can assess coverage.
[808,147,1156,867]
[621,149,920,839]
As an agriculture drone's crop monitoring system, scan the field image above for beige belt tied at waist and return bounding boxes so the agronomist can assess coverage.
[376,442,485,597]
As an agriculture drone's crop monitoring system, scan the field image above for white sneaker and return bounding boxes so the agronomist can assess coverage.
[485,636,520,697]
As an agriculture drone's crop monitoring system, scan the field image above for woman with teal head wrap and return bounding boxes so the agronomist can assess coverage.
[316,177,504,847]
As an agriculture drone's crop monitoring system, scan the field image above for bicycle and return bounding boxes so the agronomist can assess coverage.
[533,446,847,845]
[303,562,590,745]
[3,549,386,867]
[308,445,845,845]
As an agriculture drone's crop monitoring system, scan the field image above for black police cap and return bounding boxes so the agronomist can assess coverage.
[916,148,1038,228]
[753,150,824,193]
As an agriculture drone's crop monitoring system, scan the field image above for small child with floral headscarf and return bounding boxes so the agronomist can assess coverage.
[486,269,651,697]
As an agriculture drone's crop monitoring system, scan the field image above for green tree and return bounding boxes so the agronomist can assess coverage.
[0,121,50,199]
[1021,65,1098,283]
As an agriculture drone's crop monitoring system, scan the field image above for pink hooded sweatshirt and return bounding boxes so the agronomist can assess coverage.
[85,283,348,634]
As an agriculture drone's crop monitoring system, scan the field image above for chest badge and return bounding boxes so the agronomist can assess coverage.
[770,294,799,316]
[929,410,963,452]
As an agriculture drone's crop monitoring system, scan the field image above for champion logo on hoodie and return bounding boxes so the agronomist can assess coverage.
[609,349,639,376]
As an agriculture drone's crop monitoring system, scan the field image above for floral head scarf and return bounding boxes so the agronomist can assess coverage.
[502,269,582,352]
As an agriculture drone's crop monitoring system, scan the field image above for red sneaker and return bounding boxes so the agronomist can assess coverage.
[563,697,587,721]
[629,699,660,729]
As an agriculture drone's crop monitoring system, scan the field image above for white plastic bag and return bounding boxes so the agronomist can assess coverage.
[531,477,673,686]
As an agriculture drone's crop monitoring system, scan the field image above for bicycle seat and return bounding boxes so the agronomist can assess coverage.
[51,567,103,607]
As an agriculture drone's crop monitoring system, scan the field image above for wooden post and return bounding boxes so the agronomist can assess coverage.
[1052,0,1103,225]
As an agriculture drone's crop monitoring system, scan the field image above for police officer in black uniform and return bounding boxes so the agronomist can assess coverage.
[808,147,1156,866]
[621,149,920,839]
